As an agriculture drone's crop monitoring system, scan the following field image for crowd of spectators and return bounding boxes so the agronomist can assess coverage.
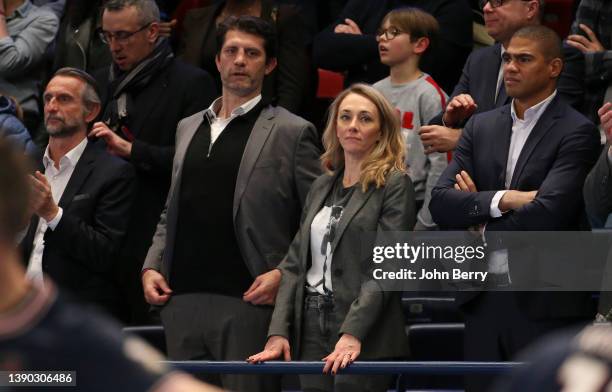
[1,0,612,391]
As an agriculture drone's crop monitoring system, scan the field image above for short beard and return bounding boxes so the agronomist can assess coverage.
[46,123,81,139]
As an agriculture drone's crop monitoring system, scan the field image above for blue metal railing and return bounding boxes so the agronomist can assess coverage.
[162,361,522,375]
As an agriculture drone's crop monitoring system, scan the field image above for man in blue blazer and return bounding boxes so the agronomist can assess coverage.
[430,26,600,391]
[421,0,586,154]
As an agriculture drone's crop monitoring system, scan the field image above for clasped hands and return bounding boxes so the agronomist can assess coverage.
[247,333,361,375]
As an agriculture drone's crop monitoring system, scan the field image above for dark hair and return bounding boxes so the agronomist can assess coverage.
[381,7,439,49]
[0,137,31,242]
[216,15,277,61]
[52,67,101,111]
[511,25,563,61]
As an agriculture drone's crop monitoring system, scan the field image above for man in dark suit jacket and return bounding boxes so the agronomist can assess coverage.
[429,26,600,391]
[142,16,321,392]
[88,0,216,323]
[21,67,135,319]
[421,0,585,154]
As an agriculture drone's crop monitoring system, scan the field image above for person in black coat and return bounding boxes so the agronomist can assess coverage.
[312,0,473,93]
[89,0,216,324]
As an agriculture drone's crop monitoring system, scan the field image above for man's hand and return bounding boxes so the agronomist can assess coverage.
[89,122,132,158]
[419,125,462,153]
[158,19,177,37]
[142,269,172,305]
[322,333,361,375]
[443,94,477,128]
[567,24,605,53]
[29,171,59,222]
[454,170,477,192]
[247,335,291,363]
[499,190,538,212]
[334,18,362,35]
[243,269,281,305]
[599,103,612,145]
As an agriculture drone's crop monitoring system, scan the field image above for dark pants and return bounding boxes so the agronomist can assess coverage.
[160,293,281,392]
[299,293,393,392]
[462,292,589,392]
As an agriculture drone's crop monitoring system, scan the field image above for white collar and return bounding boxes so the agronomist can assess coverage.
[43,137,88,170]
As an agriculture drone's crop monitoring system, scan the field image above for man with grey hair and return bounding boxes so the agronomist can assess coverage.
[19,67,136,319]
[89,0,215,323]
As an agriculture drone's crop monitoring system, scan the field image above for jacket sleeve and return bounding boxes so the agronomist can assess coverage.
[339,173,416,341]
[129,70,216,177]
[292,120,323,207]
[275,5,311,113]
[429,117,498,228]
[312,0,379,71]
[486,122,599,231]
[0,10,58,75]
[44,163,136,273]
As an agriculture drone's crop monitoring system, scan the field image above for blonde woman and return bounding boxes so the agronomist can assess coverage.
[248,84,415,392]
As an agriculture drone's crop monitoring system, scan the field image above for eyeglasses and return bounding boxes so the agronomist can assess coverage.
[479,0,531,9]
[376,26,405,41]
[99,23,151,45]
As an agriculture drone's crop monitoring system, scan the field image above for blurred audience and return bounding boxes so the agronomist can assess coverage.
[89,0,216,324]
[178,0,310,113]
[0,94,36,155]
[0,0,59,135]
[567,0,612,135]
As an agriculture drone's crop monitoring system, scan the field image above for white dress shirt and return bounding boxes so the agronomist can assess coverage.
[486,91,557,275]
[203,94,262,155]
[495,45,507,104]
[26,138,88,285]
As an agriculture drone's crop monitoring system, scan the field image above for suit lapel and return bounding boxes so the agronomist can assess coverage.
[509,96,561,189]
[493,106,513,188]
[330,181,376,255]
[57,141,97,208]
[233,106,275,222]
[484,44,503,110]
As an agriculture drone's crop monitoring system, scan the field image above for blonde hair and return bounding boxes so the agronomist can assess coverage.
[321,83,405,192]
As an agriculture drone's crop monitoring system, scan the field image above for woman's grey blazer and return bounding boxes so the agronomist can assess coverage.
[268,169,416,359]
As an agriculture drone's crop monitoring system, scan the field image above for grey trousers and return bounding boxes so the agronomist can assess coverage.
[160,293,281,392]
[299,293,393,392]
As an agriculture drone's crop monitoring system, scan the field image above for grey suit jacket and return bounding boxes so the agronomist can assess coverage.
[143,104,321,279]
[268,170,416,359]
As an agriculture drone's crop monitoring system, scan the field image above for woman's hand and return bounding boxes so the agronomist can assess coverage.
[322,333,361,375]
[247,335,291,363]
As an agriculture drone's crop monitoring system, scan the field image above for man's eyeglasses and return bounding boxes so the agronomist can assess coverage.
[479,0,531,9]
[376,26,405,41]
[99,23,151,45]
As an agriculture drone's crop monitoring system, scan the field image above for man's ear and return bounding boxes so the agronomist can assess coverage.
[147,21,160,43]
[264,57,277,75]
[84,103,101,124]
[549,57,563,79]
[413,37,430,55]
[215,53,222,73]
